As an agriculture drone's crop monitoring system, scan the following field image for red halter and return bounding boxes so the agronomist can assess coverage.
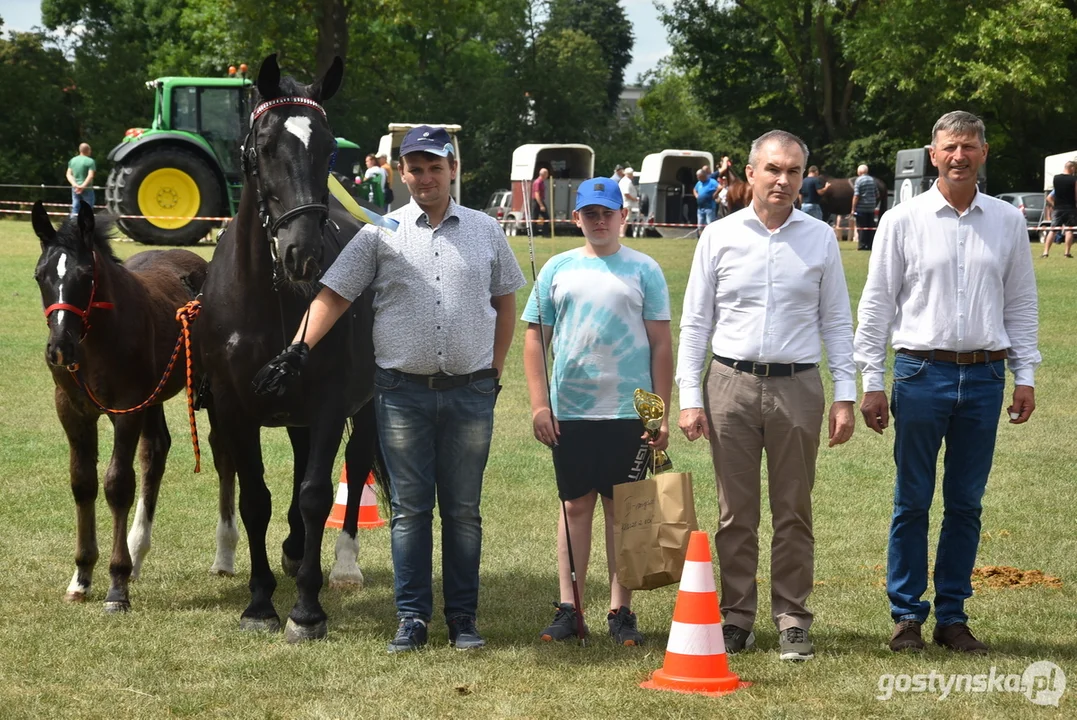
[43,251,115,336]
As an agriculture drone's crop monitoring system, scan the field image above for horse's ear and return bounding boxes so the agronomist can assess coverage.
[31,201,56,247]
[311,56,344,104]
[256,54,282,100]
[76,201,95,246]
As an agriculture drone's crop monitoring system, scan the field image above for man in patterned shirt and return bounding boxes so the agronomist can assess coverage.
[255,125,526,653]
[523,177,673,647]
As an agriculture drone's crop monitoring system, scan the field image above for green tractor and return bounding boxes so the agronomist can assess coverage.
[105,75,361,245]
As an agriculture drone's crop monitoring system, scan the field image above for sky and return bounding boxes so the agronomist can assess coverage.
[1,0,671,81]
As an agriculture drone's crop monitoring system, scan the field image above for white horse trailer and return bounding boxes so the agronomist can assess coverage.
[376,123,462,211]
[507,144,594,235]
[637,149,714,238]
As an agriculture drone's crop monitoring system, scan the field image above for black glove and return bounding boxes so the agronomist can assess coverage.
[252,341,309,396]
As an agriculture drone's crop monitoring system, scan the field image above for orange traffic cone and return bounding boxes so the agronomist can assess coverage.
[325,467,386,530]
[641,530,747,697]
[356,471,386,529]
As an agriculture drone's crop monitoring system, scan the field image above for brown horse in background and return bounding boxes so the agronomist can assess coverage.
[718,167,889,225]
[719,167,753,212]
[31,201,235,612]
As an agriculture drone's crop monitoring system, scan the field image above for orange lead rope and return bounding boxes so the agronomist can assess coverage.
[176,299,202,473]
[69,298,203,473]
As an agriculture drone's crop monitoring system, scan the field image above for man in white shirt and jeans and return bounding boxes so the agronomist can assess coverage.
[677,130,856,661]
[855,111,1039,655]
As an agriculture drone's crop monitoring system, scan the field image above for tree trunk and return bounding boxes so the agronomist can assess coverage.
[315,0,349,73]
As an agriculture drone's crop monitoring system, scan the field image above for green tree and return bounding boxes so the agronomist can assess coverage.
[545,0,633,111]
[0,28,79,186]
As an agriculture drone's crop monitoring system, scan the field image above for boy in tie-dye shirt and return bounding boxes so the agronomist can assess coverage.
[522,177,672,646]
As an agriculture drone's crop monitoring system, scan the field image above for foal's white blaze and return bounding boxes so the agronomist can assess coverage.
[127,498,153,580]
[66,569,89,597]
[226,331,241,350]
[284,116,313,149]
[209,515,239,576]
[54,252,69,323]
[328,532,364,588]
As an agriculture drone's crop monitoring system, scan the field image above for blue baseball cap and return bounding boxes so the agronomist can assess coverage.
[574,177,624,211]
[399,125,455,158]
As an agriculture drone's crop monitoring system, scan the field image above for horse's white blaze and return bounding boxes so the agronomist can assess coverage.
[284,116,313,149]
[66,570,89,596]
[210,515,239,576]
[226,331,241,349]
[127,498,153,580]
[54,252,69,323]
[328,532,363,587]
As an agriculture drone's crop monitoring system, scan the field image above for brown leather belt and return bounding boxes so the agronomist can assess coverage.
[895,348,1007,364]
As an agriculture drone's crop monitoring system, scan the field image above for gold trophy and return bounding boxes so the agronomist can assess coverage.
[633,388,673,474]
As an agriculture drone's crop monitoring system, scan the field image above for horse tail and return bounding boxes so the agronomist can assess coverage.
[371,427,391,508]
[876,178,889,218]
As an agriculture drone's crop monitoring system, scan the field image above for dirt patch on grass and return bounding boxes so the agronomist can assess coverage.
[972,566,1062,589]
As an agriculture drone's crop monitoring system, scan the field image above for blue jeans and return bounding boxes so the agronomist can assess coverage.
[802,203,823,220]
[887,354,1005,626]
[373,367,496,622]
[697,206,716,228]
[71,188,95,216]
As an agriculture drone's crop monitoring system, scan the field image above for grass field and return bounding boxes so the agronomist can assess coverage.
[0,217,1074,719]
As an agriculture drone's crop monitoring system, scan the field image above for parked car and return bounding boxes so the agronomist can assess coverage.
[996,191,1046,241]
[482,189,515,233]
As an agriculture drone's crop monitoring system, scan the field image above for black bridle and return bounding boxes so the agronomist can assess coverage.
[241,96,334,274]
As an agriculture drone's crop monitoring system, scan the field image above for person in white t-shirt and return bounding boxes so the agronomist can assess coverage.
[618,167,638,238]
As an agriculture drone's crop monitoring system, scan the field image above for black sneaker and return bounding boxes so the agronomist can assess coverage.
[387,617,428,653]
[607,606,644,646]
[539,602,587,642]
[722,624,756,654]
[447,615,486,650]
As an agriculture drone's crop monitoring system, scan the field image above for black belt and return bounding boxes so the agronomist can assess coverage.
[714,355,817,377]
[895,348,1007,365]
[393,367,499,390]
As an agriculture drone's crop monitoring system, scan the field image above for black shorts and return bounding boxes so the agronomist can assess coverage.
[551,419,651,501]
[1051,208,1077,228]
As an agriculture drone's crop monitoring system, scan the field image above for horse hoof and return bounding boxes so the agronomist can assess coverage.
[209,565,235,578]
[103,600,130,614]
[284,618,327,644]
[64,591,88,603]
[239,616,281,633]
[328,569,364,590]
[281,552,301,578]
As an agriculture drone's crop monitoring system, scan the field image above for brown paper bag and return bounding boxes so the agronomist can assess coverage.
[613,472,698,590]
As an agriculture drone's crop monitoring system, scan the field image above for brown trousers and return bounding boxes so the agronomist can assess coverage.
[702,358,824,632]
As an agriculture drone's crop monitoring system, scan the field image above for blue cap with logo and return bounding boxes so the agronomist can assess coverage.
[574,177,624,211]
[399,125,455,158]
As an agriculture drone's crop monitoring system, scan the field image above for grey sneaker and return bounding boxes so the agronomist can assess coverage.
[778,626,814,661]
[722,624,756,654]
[607,606,644,646]
[447,615,485,650]
[387,617,428,653]
[539,602,588,642]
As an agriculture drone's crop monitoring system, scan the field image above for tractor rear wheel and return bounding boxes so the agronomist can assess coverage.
[107,147,223,246]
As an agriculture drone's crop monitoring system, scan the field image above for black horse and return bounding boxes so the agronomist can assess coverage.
[195,54,382,642]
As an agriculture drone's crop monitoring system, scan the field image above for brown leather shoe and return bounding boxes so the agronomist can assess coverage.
[933,622,988,654]
[889,620,925,652]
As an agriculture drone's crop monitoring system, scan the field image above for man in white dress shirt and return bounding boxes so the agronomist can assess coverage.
[854,111,1040,655]
[677,130,856,661]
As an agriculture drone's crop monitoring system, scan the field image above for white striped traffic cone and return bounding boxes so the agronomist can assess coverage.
[641,530,746,696]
